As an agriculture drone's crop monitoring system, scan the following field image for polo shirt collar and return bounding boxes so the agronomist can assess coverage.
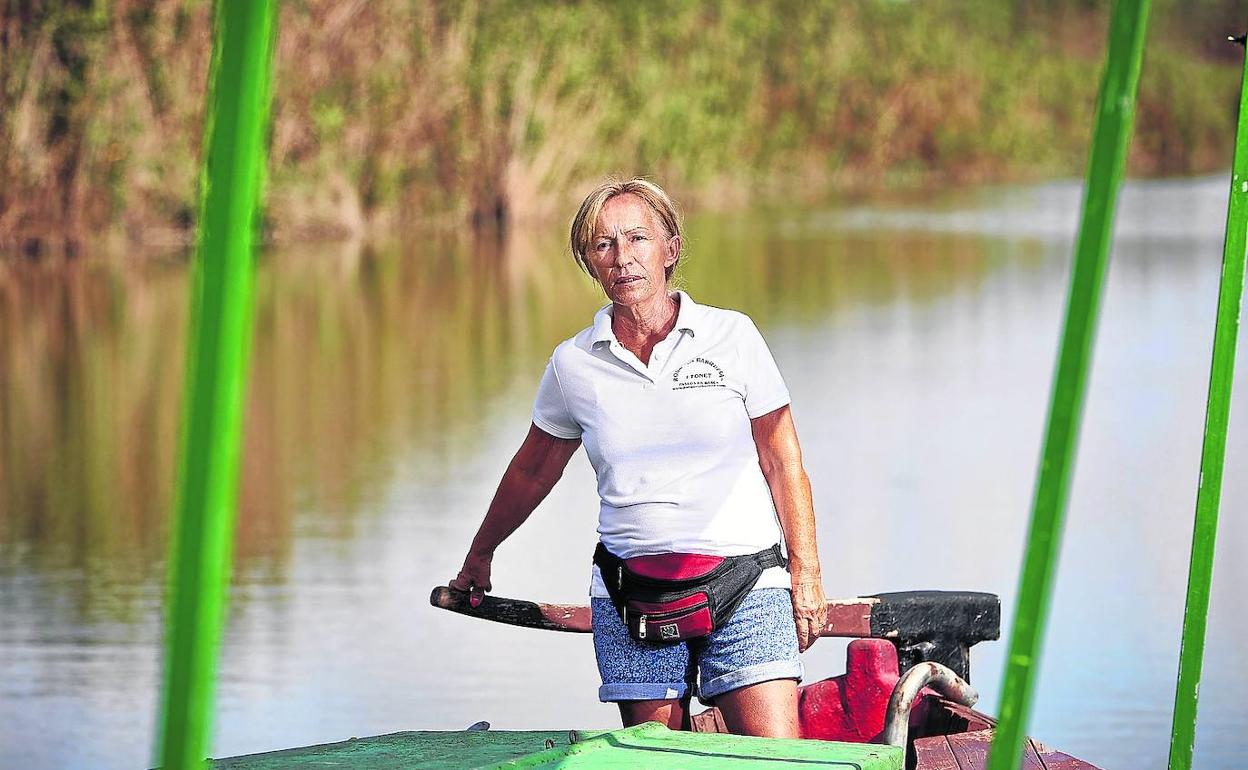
[673,290,702,336]
[591,290,703,347]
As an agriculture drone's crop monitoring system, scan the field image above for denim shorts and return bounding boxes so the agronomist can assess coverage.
[592,587,803,704]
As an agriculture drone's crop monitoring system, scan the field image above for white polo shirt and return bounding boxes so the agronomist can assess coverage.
[532,291,792,598]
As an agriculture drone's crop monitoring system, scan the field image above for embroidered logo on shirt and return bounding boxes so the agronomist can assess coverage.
[672,357,725,389]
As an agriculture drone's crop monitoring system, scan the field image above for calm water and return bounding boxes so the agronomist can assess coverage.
[1,177,1245,769]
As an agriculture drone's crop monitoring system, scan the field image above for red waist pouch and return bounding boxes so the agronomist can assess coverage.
[593,544,786,643]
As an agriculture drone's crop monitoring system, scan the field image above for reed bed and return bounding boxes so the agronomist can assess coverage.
[0,0,1241,254]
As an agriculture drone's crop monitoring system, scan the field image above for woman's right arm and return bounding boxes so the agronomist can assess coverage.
[449,423,582,604]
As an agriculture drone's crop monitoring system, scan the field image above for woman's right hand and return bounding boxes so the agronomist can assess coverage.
[445,424,580,608]
[449,551,493,607]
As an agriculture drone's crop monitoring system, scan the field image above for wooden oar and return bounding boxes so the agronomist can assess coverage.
[431,587,594,633]
[429,586,998,641]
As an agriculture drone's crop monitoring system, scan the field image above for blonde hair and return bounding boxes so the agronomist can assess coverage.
[569,178,683,280]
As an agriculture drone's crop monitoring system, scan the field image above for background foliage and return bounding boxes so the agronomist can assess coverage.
[1,0,1244,253]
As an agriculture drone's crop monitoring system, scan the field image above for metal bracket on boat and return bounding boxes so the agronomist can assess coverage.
[880,661,979,748]
[867,590,1000,683]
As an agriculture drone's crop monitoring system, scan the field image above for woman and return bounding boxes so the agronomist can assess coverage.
[449,178,825,737]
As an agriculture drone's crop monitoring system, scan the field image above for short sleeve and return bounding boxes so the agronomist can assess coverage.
[741,318,791,418]
[532,358,582,439]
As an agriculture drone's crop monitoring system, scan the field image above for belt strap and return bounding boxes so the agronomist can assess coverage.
[593,542,787,572]
[757,542,788,570]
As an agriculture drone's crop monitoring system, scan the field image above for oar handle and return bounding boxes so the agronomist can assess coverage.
[430,587,592,632]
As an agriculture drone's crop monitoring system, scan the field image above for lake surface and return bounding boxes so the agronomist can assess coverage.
[1,176,1245,769]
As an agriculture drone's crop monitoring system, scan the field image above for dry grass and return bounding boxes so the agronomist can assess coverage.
[0,0,1242,255]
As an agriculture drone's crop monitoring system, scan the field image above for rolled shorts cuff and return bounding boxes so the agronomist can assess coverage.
[598,681,691,703]
[699,659,804,702]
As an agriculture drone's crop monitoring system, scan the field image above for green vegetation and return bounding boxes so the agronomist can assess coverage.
[1,0,1244,253]
[990,1,1151,767]
[1169,20,1248,770]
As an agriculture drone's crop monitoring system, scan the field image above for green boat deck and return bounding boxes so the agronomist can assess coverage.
[208,723,904,769]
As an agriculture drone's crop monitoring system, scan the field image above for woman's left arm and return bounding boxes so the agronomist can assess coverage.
[752,405,827,652]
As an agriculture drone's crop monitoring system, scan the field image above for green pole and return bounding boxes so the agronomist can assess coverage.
[156,1,277,768]
[986,2,1150,769]
[1166,33,1248,770]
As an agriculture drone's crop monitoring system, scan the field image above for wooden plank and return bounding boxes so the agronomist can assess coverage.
[866,591,999,643]
[822,597,875,636]
[430,587,998,642]
[208,730,583,769]
[430,587,882,636]
[1029,738,1102,770]
[430,587,593,633]
[947,730,991,769]
[690,707,729,734]
[211,724,907,769]
[946,730,1055,770]
[1022,743,1047,770]
[941,700,996,731]
[914,735,962,770]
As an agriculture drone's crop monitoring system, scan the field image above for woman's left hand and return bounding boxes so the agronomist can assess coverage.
[791,575,827,652]
[751,406,825,653]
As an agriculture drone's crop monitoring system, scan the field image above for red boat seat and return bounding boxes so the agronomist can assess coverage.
[800,638,904,741]
[693,638,935,742]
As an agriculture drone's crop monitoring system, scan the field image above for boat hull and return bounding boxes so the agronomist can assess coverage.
[689,638,1101,770]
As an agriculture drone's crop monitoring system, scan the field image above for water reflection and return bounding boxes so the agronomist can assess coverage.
[0,216,1009,594]
[1,177,1245,769]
